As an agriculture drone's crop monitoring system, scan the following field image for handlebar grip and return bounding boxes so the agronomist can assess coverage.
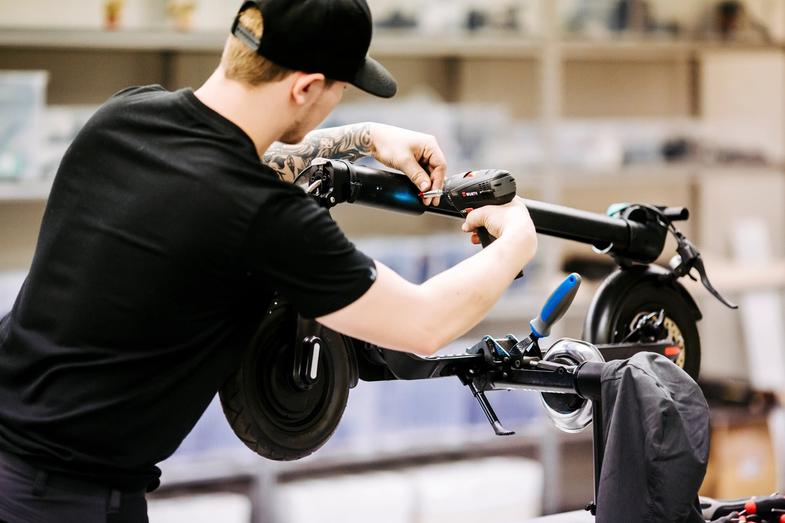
[660,206,689,222]
[530,273,582,339]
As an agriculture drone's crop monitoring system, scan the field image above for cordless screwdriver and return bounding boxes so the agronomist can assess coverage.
[296,160,518,247]
[429,169,522,278]
[430,169,518,247]
[421,169,517,213]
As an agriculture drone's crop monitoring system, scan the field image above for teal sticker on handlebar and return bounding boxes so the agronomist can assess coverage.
[606,202,630,218]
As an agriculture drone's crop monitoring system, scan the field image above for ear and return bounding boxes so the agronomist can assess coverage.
[290,72,328,106]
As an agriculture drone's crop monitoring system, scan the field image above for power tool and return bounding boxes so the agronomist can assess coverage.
[294,159,518,248]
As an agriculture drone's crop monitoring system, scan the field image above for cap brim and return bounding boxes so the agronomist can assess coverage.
[349,56,397,98]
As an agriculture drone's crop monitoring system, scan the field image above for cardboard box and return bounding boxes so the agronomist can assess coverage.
[701,415,777,499]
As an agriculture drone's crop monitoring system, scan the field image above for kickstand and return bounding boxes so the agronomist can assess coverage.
[467,381,514,436]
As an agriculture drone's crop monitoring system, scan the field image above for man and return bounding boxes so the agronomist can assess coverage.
[0,0,536,521]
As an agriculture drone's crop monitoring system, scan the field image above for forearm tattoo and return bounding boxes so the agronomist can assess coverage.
[262,123,374,182]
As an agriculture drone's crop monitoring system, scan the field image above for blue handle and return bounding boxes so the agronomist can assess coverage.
[530,273,582,339]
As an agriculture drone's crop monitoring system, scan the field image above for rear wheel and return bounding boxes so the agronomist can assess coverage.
[219,303,352,461]
[584,270,701,380]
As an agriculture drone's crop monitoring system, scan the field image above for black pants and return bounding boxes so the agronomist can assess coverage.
[0,451,147,523]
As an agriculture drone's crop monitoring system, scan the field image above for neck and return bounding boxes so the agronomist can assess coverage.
[194,67,290,157]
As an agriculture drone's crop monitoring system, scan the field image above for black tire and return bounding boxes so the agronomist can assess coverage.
[219,303,351,461]
[584,269,701,380]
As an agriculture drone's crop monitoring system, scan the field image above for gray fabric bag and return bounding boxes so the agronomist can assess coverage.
[597,353,710,523]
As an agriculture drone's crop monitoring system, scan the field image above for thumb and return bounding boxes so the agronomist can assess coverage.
[398,155,431,192]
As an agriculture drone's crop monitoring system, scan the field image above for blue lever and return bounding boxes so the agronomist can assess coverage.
[530,273,582,339]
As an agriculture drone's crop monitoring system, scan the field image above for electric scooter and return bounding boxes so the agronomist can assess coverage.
[219,159,737,515]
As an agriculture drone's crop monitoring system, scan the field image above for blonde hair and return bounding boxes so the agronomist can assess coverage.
[221,7,293,86]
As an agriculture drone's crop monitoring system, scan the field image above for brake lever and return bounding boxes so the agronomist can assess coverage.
[670,232,738,310]
[692,256,738,309]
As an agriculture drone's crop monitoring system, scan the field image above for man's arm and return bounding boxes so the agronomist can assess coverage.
[317,198,537,355]
[262,123,373,182]
[263,123,446,204]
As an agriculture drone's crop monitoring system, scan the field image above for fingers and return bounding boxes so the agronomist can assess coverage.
[399,155,432,193]
[461,214,483,244]
[370,126,448,207]
[424,144,447,206]
[461,207,489,233]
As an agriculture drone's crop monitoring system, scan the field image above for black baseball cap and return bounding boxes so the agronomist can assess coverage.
[231,0,397,98]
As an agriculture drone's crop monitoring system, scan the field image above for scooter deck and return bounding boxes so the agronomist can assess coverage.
[375,341,673,381]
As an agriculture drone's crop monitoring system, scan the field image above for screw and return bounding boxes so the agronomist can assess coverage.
[514,360,521,368]
[503,357,510,363]
[329,196,336,204]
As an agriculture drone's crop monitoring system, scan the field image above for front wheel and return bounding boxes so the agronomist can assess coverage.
[219,302,353,461]
[583,266,702,380]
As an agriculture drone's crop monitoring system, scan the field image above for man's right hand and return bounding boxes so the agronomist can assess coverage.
[461,196,538,258]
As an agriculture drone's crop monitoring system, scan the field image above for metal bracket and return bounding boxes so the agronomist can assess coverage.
[292,335,322,390]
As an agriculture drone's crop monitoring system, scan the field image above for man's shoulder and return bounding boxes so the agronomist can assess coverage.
[109,84,168,102]
[97,85,180,119]
[85,85,173,127]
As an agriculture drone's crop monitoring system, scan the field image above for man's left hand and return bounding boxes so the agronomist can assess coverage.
[369,123,447,206]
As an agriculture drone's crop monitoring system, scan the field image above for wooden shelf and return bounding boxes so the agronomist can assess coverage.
[553,163,698,186]
[0,164,752,205]
[0,163,775,207]
[158,421,584,485]
[0,28,778,60]
[371,32,541,58]
[0,179,53,202]
[0,27,541,58]
[483,163,707,191]
[561,38,780,60]
[0,27,227,52]
[561,39,693,61]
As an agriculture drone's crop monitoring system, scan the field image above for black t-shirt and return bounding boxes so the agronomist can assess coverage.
[0,85,376,491]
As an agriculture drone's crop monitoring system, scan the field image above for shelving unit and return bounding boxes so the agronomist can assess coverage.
[1,26,778,57]
[2,4,785,520]
[0,179,55,202]
[0,3,782,340]
[0,15,782,313]
[0,27,546,58]
[152,423,594,521]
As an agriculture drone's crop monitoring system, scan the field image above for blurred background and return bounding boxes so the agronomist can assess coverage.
[1,0,785,521]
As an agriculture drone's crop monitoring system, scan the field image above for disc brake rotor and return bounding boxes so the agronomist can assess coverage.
[629,312,686,368]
